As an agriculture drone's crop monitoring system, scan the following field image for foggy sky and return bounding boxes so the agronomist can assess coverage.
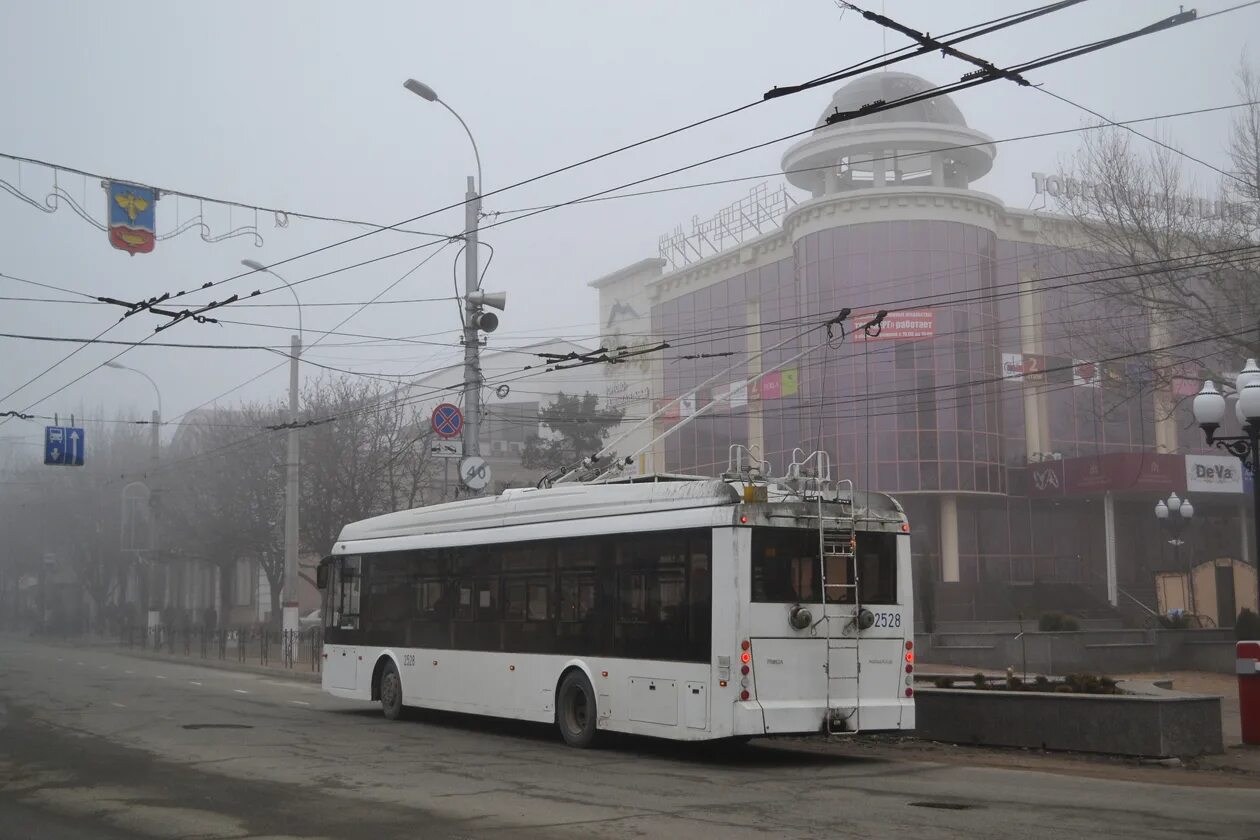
[0,0,1254,456]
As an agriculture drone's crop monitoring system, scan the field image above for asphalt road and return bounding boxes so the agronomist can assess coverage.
[1,636,1257,840]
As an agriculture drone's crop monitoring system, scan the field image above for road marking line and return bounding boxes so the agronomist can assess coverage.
[111,702,126,708]
[98,665,108,670]
[75,662,84,666]
[57,657,63,662]
[155,675,167,680]
[233,689,249,694]
[124,670,134,674]
[189,681,202,686]
[290,700,311,706]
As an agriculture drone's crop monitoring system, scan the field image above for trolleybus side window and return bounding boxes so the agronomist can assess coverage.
[338,528,711,661]
[337,556,362,629]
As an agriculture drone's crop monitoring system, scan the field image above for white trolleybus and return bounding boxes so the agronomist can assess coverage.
[317,451,914,747]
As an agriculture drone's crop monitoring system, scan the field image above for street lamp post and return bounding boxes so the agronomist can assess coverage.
[1193,359,1260,621]
[404,78,506,497]
[241,260,304,634]
[1154,492,1196,617]
[104,361,162,627]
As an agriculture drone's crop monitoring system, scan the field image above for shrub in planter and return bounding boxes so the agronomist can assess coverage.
[1237,608,1260,640]
[1033,675,1051,691]
[934,676,954,689]
[972,672,988,689]
[1038,612,1081,631]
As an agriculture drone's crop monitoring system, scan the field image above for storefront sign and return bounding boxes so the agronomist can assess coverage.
[1001,353,1026,381]
[1073,360,1100,388]
[1031,172,1249,222]
[1185,454,1244,494]
[1027,461,1065,497]
[1061,453,1183,495]
[852,310,935,341]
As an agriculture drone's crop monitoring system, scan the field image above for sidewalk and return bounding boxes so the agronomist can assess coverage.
[117,645,322,684]
[26,633,323,684]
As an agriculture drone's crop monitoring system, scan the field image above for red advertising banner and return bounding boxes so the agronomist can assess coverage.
[1061,453,1184,495]
[851,310,935,341]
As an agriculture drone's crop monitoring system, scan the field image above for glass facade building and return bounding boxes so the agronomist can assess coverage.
[591,73,1256,625]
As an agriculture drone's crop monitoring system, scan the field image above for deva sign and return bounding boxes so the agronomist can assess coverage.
[1185,454,1243,494]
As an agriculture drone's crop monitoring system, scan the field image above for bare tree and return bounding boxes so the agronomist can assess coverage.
[0,419,151,632]
[165,401,287,625]
[1048,60,1260,400]
[299,376,438,558]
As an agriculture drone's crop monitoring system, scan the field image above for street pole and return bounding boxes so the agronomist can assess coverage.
[1252,435,1260,620]
[1193,374,1260,623]
[463,175,483,473]
[283,334,301,633]
[149,407,161,631]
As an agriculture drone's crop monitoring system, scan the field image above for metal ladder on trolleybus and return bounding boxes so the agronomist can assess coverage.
[815,483,862,735]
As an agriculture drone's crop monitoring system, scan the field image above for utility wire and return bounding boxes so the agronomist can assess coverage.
[111,3,1090,324]
[0,150,449,239]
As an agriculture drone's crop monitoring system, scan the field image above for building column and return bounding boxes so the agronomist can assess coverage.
[1148,312,1178,452]
[931,153,945,187]
[1242,498,1251,569]
[746,301,765,459]
[1104,491,1118,606]
[940,494,960,583]
[823,165,838,195]
[872,152,886,188]
[1018,270,1048,458]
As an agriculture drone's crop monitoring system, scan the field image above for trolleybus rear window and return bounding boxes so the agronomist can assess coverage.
[751,528,898,604]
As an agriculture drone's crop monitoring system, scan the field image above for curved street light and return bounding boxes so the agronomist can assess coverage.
[241,259,304,344]
[403,78,483,192]
[240,258,305,634]
[104,360,162,419]
[403,76,501,494]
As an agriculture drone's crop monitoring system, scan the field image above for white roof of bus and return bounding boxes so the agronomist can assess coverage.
[336,480,741,544]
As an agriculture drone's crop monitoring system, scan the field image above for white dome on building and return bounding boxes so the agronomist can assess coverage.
[782,71,995,196]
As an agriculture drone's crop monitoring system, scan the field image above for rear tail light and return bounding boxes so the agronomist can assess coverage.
[905,687,914,697]
[905,664,913,673]
[739,640,753,701]
[905,651,914,664]
[905,640,913,650]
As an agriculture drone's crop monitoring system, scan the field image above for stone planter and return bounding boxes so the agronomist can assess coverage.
[913,681,1223,758]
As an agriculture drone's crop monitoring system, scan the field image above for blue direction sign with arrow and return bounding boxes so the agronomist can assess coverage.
[44,426,85,466]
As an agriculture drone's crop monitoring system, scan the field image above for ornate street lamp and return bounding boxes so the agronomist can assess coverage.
[1154,491,1196,619]
[1193,360,1260,620]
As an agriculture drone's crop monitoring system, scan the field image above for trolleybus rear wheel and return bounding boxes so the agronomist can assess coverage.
[556,670,598,748]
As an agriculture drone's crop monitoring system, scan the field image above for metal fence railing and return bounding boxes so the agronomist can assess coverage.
[122,624,323,673]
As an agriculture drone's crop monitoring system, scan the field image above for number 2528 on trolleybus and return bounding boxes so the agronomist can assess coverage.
[316,476,914,747]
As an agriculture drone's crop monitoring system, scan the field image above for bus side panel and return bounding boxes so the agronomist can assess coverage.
[370,646,715,736]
